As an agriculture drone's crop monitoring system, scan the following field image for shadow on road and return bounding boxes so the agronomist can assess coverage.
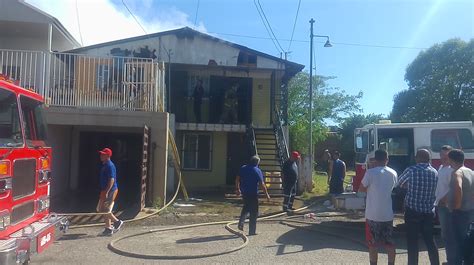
[270,220,444,256]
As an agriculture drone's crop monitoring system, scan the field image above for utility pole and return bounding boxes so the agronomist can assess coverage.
[309,18,315,177]
[167,49,172,112]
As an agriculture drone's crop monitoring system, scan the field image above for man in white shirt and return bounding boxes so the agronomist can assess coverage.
[359,149,398,265]
[434,145,454,264]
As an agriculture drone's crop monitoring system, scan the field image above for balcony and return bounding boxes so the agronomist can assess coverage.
[0,49,165,112]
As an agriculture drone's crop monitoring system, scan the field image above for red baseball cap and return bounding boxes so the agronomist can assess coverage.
[99,148,112,157]
[291,151,301,159]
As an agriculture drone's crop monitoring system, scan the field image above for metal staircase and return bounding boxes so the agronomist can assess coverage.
[246,110,289,196]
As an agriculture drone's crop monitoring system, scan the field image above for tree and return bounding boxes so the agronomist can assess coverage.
[391,38,474,122]
[287,72,362,154]
[338,114,386,167]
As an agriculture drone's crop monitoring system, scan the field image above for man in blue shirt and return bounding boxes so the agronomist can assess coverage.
[397,149,439,265]
[97,148,123,236]
[329,151,346,195]
[235,156,270,235]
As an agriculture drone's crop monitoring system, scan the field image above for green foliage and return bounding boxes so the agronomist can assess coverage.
[391,38,474,122]
[287,72,362,154]
[339,114,386,166]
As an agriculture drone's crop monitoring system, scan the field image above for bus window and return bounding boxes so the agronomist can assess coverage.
[431,129,474,153]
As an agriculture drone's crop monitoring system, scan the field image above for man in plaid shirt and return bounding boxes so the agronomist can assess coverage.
[397,149,439,265]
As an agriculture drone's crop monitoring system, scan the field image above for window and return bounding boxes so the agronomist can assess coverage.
[237,52,257,67]
[379,137,409,156]
[20,96,48,147]
[431,129,474,153]
[182,134,212,170]
[355,130,368,153]
[0,88,22,147]
[96,65,110,90]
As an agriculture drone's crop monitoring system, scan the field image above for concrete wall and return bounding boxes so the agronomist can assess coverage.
[76,34,285,70]
[177,131,227,189]
[47,125,73,198]
[45,107,171,203]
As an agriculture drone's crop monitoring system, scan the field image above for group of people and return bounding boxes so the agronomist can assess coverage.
[98,143,473,265]
[360,147,474,265]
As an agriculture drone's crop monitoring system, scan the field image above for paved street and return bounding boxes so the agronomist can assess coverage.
[32,217,446,265]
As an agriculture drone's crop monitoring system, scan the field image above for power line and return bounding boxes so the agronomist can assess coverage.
[256,0,285,53]
[121,0,171,57]
[209,31,428,50]
[75,0,84,46]
[288,0,301,51]
[122,0,148,34]
[253,0,281,54]
[194,0,200,28]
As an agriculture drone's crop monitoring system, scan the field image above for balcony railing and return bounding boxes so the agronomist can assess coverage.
[0,49,165,112]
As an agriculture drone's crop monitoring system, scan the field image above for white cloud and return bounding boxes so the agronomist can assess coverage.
[26,0,206,46]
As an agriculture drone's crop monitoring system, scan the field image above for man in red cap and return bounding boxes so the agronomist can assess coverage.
[97,148,123,236]
[282,151,301,212]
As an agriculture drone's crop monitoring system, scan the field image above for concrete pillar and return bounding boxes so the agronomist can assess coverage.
[150,113,169,205]
[298,155,313,194]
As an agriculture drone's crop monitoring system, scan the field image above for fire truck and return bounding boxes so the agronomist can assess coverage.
[0,77,68,264]
[353,120,474,193]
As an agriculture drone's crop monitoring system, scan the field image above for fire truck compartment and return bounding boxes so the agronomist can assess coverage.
[377,128,415,175]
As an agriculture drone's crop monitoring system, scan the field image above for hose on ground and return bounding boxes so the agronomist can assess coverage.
[107,199,330,260]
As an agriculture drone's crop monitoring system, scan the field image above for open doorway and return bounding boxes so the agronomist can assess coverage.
[209,76,252,124]
[56,131,143,214]
[226,133,250,185]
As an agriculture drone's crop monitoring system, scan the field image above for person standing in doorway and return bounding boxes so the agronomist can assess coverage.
[329,151,346,195]
[97,148,123,236]
[235,156,271,235]
[193,79,204,123]
[282,151,300,212]
[397,149,439,265]
[434,145,455,264]
[447,149,474,265]
[358,149,398,265]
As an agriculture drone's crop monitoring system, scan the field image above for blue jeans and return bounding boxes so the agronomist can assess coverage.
[450,210,474,265]
[438,206,457,264]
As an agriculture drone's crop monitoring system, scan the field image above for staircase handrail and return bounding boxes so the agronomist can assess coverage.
[274,110,289,166]
[246,124,258,157]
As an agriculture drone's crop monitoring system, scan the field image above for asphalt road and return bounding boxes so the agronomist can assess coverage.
[32,218,446,265]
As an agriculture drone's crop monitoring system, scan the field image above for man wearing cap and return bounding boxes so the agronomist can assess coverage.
[282,151,301,212]
[97,148,123,236]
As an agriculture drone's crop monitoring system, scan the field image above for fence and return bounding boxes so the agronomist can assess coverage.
[0,49,165,112]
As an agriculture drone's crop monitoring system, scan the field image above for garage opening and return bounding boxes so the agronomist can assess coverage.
[53,131,143,217]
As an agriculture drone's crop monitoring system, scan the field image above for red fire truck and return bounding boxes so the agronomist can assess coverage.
[0,77,68,264]
[353,120,474,193]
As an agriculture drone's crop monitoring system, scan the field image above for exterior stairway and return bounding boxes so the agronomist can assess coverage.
[254,128,284,195]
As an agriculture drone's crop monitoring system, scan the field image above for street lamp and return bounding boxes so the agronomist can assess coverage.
[309,18,331,179]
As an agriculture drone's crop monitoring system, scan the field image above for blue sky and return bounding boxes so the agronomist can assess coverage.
[30,0,473,117]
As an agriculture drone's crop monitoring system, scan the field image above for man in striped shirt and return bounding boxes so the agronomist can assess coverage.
[397,149,439,265]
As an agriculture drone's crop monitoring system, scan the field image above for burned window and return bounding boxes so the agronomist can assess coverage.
[237,52,257,67]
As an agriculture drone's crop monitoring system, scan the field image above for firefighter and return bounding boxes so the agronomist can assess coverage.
[282,151,300,212]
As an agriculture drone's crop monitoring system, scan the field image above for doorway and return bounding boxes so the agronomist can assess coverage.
[226,133,250,185]
[74,131,142,212]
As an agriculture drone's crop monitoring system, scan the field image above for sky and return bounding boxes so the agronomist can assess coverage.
[27,0,474,118]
